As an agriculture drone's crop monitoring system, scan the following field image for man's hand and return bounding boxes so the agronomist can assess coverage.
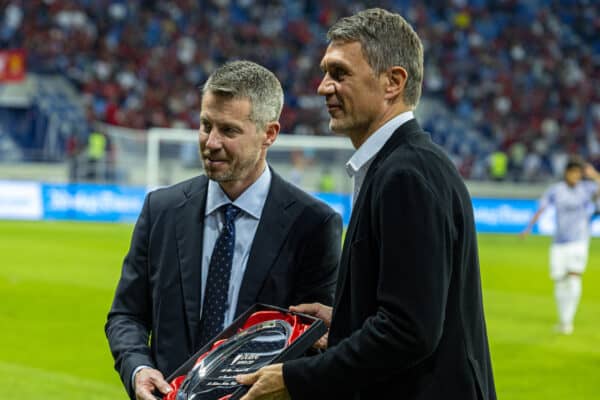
[135,368,172,400]
[290,303,332,349]
[585,163,600,181]
[237,364,290,400]
[519,227,531,240]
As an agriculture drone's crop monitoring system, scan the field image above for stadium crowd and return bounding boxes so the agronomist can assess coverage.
[1,0,599,181]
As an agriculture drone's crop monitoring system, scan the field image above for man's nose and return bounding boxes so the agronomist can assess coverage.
[203,130,222,150]
[317,75,335,96]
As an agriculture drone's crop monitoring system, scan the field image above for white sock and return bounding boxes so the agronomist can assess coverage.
[554,278,570,326]
[554,275,582,328]
[563,275,582,327]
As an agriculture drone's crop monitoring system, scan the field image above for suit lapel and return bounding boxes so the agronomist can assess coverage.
[333,119,424,311]
[235,171,294,316]
[174,176,208,349]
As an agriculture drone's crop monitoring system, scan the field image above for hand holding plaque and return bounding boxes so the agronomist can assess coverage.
[289,303,332,349]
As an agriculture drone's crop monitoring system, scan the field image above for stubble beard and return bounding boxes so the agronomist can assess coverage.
[329,113,361,137]
[204,150,263,184]
[205,168,233,182]
[329,114,350,135]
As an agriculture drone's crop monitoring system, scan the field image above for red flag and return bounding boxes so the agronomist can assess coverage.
[0,49,26,82]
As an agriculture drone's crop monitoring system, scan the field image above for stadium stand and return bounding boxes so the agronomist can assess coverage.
[0,0,599,182]
[0,74,88,161]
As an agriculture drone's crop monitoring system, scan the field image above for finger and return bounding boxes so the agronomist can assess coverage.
[149,374,173,395]
[239,381,263,400]
[290,302,319,314]
[315,337,327,349]
[236,371,259,385]
[315,332,329,349]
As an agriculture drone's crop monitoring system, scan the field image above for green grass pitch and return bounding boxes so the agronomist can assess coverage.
[0,220,599,399]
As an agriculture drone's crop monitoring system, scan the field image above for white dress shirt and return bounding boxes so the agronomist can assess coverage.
[345,111,415,205]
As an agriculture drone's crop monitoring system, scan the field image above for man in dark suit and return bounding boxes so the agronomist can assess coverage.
[238,8,496,400]
[105,61,342,400]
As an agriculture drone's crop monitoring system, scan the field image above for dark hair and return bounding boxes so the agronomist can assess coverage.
[565,156,584,172]
[327,8,424,107]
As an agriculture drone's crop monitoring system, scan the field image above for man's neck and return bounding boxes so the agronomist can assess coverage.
[350,105,413,149]
[219,160,267,200]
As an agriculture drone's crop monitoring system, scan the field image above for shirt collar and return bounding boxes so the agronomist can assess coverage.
[205,166,272,219]
[345,111,414,177]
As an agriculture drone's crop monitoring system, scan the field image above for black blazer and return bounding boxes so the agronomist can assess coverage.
[284,120,496,399]
[105,170,342,399]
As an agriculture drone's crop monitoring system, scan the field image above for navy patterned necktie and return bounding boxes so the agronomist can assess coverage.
[198,203,241,347]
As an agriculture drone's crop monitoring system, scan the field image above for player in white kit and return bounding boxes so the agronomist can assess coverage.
[522,157,600,334]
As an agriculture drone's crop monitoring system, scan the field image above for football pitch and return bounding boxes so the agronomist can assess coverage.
[1,220,599,399]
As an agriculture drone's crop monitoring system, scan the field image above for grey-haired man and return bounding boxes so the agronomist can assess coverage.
[238,9,496,400]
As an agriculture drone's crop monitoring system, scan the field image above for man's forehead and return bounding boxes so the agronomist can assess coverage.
[320,41,365,69]
[200,94,252,122]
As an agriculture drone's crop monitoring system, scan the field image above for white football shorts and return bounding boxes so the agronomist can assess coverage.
[550,240,589,280]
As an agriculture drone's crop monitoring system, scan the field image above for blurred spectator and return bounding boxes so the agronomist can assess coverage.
[86,130,107,181]
[288,149,307,187]
[65,132,81,182]
[488,150,508,181]
[508,142,526,181]
[318,167,335,193]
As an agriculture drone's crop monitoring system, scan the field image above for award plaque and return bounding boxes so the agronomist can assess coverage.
[175,319,292,399]
[164,304,326,400]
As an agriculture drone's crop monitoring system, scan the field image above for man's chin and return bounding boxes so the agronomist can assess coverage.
[329,119,351,135]
[205,170,233,182]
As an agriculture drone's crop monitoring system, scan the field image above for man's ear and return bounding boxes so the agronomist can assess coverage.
[263,121,280,148]
[383,66,408,101]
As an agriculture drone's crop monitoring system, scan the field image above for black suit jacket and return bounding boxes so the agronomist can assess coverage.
[284,120,496,399]
[105,170,342,399]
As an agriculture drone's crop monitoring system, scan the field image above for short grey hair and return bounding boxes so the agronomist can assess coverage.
[327,8,424,107]
[203,60,284,128]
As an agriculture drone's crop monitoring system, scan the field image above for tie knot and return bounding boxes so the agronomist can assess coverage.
[223,204,240,224]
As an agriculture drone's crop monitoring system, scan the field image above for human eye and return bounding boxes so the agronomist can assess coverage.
[331,67,347,81]
[200,120,211,134]
[220,125,239,137]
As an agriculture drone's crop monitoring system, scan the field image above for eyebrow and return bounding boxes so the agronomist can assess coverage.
[320,59,349,73]
[199,114,247,129]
